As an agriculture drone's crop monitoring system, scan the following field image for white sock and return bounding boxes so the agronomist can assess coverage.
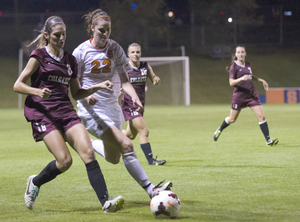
[91,139,106,158]
[122,151,154,195]
[225,117,230,124]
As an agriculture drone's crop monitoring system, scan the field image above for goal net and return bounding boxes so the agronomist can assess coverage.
[140,56,190,106]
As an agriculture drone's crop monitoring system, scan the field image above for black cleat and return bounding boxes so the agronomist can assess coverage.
[149,156,166,165]
[213,127,222,141]
[266,139,279,147]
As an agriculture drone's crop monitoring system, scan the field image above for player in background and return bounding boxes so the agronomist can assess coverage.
[72,9,172,199]
[13,16,124,213]
[213,46,279,147]
[121,43,166,165]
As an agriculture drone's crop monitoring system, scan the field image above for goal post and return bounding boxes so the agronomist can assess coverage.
[140,56,190,106]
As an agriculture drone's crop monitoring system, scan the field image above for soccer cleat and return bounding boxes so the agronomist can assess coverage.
[266,139,279,147]
[213,127,222,141]
[152,181,172,198]
[149,156,166,166]
[24,175,40,210]
[102,196,124,213]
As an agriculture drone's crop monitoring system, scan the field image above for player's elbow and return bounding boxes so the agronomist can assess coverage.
[13,82,21,93]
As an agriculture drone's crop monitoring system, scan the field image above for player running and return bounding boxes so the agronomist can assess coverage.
[72,9,172,199]
[213,45,279,147]
[13,16,124,212]
[121,43,166,165]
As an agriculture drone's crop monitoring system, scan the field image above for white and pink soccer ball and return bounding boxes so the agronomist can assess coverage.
[150,191,181,219]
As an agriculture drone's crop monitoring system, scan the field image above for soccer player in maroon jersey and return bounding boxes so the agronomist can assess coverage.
[121,43,166,165]
[213,46,279,147]
[13,16,124,213]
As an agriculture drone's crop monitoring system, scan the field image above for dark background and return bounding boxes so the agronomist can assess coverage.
[0,0,300,57]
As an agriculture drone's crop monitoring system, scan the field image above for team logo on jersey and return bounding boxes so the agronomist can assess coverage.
[67,64,73,75]
[141,68,147,76]
[107,50,113,59]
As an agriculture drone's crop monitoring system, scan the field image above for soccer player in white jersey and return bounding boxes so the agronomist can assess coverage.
[72,9,172,200]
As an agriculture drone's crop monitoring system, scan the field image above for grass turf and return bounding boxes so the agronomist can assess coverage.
[0,104,299,221]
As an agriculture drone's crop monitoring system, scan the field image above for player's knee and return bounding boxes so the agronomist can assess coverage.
[140,127,149,137]
[121,138,134,153]
[128,134,136,140]
[57,156,73,172]
[227,118,236,124]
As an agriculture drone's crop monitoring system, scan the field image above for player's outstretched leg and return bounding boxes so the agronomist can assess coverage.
[102,196,125,213]
[24,175,40,210]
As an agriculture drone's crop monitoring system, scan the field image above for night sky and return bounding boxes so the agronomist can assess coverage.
[0,0,299,16]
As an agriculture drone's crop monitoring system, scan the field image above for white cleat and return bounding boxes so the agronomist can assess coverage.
[102,196,124,213]
[152,181,173,198]
[24,175,39,210]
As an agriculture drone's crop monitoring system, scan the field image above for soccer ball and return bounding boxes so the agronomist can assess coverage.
[150,191,181,219]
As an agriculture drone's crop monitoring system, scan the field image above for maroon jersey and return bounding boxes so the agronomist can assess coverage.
[229,61,260,107]
[121,61,148,120]
[24,47,81,140]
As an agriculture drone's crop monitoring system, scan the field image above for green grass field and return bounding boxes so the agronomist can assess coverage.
[1,104,299,222]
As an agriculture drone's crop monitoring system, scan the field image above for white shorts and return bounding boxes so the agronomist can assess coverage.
[78,103,124,139]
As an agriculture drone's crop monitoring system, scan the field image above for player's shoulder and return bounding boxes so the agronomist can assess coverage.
[73,40,90,53]
[30,47,46,57]
[107,39,119,46]
[245,61,251,67]
[140,61,148,69]
[107,39,124,51]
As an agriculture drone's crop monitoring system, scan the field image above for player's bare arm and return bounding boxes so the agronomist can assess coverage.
[13,57,52,99]
[252,75,269,90]
[70,78,113,100]
[147,64,160,85]
[229,75,251,86]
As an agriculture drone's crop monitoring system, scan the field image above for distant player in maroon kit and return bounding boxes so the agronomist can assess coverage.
[213,46,279,147]
[121,43,166,165]
[13,16,124,213]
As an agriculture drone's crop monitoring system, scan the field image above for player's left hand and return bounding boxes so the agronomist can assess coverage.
[262,80,269,90]
[153,76,161,85]
[86,95,98,105]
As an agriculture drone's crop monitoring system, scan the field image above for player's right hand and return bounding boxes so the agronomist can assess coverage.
[97,80,113,91]
[40,88,51,99]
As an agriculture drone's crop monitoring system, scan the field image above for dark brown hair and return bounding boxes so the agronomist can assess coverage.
[226,45,246,72]
[83,9,110,38]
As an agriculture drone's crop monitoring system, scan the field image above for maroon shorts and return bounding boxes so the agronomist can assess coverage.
[122,108,144,121]
[231,98,261,110]
[30,114,82,142]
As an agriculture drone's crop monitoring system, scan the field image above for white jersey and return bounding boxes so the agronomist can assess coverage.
[72,39,129,110]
